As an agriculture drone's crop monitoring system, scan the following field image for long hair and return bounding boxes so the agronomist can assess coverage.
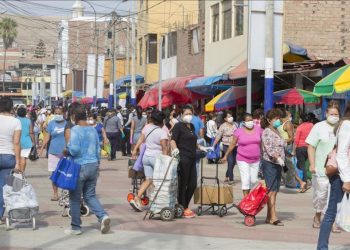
[261,108,282,129]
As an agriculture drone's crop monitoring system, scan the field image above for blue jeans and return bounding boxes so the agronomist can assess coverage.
[0,154,16,218]
[223,145,237,181]
[317,175,344,250]
[69,162,107,230]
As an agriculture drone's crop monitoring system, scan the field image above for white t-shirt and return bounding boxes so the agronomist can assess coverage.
[142,124,168,157]
[0,115,22,155]
[206,120,217,139]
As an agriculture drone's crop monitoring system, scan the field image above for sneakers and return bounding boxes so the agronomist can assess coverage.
[101,216,111,234]
[130,199,143,212]
[64,229,83,235]
[183,209,196,219]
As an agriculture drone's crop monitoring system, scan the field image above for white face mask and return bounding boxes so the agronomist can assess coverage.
[244,121,254,129]
[183,114,193,124]
[87,119,94,125]
[227,117,234,123]
[327,115,339,125]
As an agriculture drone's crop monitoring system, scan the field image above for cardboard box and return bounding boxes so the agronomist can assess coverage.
[194,185,233,205]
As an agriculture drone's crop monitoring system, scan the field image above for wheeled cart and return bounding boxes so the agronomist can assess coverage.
[127,159,149,206]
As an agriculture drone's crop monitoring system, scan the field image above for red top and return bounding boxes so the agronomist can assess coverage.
[295,122,314,148]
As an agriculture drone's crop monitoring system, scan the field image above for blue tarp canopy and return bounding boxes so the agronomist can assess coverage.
[115,74,144,88]
[186,75,231,96]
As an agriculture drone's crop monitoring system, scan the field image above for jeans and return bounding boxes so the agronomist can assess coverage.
[222,145,237,181]
[69,162,107,230]
[0,154,16,218]
[296,147,308,182]
[106,132,118,159]
[317,175,343,250]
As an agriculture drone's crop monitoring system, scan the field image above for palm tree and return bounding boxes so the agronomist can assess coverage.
[0,18,17,92]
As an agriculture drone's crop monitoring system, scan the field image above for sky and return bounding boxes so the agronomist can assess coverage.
[1,0,133,17]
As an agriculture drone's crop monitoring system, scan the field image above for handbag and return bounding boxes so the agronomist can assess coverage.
[336,193,350,232]
[29,146,39,161]
[50,158,81,191]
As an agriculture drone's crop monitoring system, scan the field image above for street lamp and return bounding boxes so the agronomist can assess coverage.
[82,0,98,105]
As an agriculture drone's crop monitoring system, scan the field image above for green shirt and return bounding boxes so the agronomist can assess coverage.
[305,120,336,176]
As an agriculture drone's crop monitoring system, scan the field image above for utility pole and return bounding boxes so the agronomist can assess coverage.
[130,4,136,106]
[246,1,252,113]
[112,11,117,109]
[158,37,163,111]
[126,11,130,75]
[264,0,274,113]
[94,26,99,106]
[59,27,64,98]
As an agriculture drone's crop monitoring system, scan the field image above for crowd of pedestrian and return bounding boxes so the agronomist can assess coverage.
[1,96,350,250]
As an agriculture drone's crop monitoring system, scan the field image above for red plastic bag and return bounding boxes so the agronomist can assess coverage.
[238,182,269,216]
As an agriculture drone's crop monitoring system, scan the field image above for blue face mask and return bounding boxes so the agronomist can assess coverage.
[54,115,64,122]
[273,119,281,128]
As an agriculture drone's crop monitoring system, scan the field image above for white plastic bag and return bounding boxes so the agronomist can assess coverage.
[336,193,350,232]
[3,183,39,211]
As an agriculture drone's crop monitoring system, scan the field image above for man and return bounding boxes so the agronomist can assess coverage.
[103,109,124,161]
[121,108,132,156]
[115,106,124,151]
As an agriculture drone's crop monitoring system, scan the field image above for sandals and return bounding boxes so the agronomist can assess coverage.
[298,183,311,193]
[269,220,284,226]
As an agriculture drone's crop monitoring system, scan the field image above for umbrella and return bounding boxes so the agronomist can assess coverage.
[205,86,248,112]
[313,65,350,96]
[274,88,320,105]
[186,75,231,96]
[115,74,144,88]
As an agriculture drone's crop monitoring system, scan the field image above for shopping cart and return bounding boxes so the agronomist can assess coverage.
[127,159,149,206]
[58,190,90,218]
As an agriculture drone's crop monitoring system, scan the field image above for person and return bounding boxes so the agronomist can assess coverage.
[317,103,350,249]
[0,97,21,221]
[253,109,264,128]
[292,113,314,190]
[115,106,124,151]
[168,110,179,131]
[66,107,110,235]
[171,105,207,218]
[64,103,80,144]
[16,107,34,172]
[213,111,238,184]
[39,107,67,201]
[278,109,307,190]
[191,108,205,139]
[130,106,147,148]
[130,111,169,212]
[121,108,132,156]
[87,114,108,147]
[306,101,340,232]
[103,109,124,161]
[260,108,285,226]
[221,113,262,196]
[205,112,217,145]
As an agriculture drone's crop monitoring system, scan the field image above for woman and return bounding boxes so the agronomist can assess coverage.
[278,110,307,191]
[171,105,207,218]
[253,109,264,128]
[65,103,81,145]
[293,113,314,189]
[130,111,168,212]
[261,108,285,226]
[103,109,124,161]
[317,103,350,249]
[130,106,147,147]
[66,107,110,235]
[306,101,340,231]
[222,113,262,196]
[213,111,237,183]
[168,110,179,131]
[39,107,66,201]
[88,113,108,146]
[205,112,217,145]
[16,107,34,172]
[0,97,21,221]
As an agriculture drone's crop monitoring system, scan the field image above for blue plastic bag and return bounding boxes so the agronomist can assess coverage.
[207,139,220,160]
[50,158,81,191]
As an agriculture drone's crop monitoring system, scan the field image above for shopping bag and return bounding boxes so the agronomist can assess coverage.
[336,193,350,232]
[50,158,81,191]
[29,146,39,161]
[238,182,269,216]
[133,143,146,172]
[207,139,220,160]
[103,143,111,156]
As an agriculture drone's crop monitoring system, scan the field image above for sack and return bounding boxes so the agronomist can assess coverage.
[336,193,350,232]
[133,143,146,172]
[238,182,269,216]
[3,183,39,210]
[207,138,220,160]
[29,146,39,161]
[50,158,81,191]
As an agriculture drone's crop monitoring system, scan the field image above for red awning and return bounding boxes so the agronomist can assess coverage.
[228,60,247,80]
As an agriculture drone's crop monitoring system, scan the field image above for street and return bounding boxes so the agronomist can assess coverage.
[1,154,349,250]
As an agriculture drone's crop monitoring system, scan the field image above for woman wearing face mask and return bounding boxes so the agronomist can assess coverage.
[205,112,218,145]
[221,113,263,196]
[39,106,67,201]
[170,105,207,218]
[260,108,285,226]
[212,111,238,184]
[306,100,340,232]
[130,106,147,149]
[88,114,108,147]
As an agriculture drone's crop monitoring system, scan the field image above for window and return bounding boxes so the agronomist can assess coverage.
[161,36,165,59]
[211,4,220,42]
[167,31,177,58]
[191,28,200,54]
[139,38,143,65]
[222,0,232,40]
[146,34,157,64]
[235,0,244,36]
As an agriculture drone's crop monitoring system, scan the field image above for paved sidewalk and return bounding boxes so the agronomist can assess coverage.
[0,154,349,249]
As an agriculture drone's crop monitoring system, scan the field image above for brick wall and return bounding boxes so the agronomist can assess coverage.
[284,0,348,60]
